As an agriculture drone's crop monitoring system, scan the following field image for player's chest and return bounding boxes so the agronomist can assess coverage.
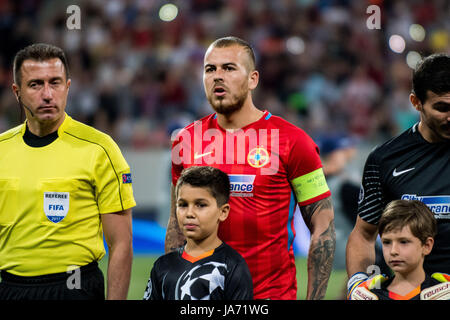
[382,146,450,195]
[381,147,450,219]
[179,130,290,195]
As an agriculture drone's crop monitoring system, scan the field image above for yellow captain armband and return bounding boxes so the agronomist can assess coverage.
[291,168,330,203]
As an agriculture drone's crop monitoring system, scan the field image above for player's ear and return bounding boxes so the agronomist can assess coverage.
[423,237,434,256]
[218,203,230,222]
[410,93,422,112]
[248,70,259,91]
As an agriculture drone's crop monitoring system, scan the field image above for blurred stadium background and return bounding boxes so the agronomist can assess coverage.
[1,0,449,299]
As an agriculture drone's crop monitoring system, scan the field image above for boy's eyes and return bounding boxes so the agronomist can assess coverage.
[382,239,411,245]
[176,202,208,208]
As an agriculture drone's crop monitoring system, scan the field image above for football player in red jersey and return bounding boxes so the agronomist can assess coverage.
[166,37,335,299]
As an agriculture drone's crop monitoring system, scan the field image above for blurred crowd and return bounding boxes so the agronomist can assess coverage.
[0,0,449,149]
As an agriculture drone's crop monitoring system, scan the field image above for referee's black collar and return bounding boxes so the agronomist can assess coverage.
[23,124,58,147]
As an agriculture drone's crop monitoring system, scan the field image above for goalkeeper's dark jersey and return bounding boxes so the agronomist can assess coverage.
[143,242,253,300]
[357,123,450,274]
[370,275,442,300]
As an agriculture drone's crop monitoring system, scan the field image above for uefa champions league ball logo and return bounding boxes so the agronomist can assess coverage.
[175,261,227,300]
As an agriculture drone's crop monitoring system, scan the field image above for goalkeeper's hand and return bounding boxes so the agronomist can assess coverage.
[420,273,450,300]
[347,272,388,300]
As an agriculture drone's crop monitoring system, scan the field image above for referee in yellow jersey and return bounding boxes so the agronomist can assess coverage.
[0,43,136,300]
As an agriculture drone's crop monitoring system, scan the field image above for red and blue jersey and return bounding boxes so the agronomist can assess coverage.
[171,111,330,299]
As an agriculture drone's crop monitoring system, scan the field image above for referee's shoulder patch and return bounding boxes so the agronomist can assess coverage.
[122,173,132,184]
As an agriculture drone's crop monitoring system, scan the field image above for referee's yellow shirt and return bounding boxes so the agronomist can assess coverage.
[0,114,136,276]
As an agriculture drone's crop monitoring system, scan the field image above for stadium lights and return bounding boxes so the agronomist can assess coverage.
[389,34,406,54]
[286,36,305,55]
[406,51,422,69]
[159,3,178,22]
[409,24,426,42]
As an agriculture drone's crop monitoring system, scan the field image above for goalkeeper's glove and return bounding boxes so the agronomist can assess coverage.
[347,272,388,300]
[420,272,450,300]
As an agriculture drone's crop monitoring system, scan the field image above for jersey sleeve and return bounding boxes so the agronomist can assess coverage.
[93,135,136,214]
[171,127,192,186]
[357,150,386,225]
[287,130,331,206]
[224,256,254,300]
[143,259,163,300]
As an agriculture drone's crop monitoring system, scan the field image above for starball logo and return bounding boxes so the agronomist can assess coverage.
[171,120,280,175]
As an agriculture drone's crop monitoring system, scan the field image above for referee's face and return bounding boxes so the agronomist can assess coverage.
[12,58,71,135]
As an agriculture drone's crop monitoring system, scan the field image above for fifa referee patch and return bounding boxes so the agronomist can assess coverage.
[122,173,132,184]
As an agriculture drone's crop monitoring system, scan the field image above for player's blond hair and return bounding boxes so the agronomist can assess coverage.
[209,36,256,72]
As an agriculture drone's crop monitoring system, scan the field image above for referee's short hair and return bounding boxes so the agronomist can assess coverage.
[378,200,437,244]
[13,43,70,86]
[412,53,450,104]
[175,166,230,207]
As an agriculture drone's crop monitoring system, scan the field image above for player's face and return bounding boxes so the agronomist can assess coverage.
[412,91,450,142]
[12,58,70,131]
[176,184,229,242]
[203,45,258,115]
[381,226,433,276]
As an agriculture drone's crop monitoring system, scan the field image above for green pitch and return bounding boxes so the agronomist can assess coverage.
[98,255,347,300]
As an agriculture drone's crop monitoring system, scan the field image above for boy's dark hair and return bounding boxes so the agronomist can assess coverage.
[378,200,437,244]
[175,166,230,206]
[210,36,256,71]
[412,53,450,104]
[13,43,70,86]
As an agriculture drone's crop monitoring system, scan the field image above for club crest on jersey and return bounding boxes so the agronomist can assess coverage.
[43,192,70,223]
[247,146,270,168]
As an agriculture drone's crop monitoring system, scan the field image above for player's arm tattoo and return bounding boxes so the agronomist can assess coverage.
[164,185,185,252]
[300,197,336,300]
[300,197,332,230]
[308,220,335,300]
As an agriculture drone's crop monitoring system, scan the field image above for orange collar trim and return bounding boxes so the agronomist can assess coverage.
[182,249,215,263]
[388,286,421,300]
